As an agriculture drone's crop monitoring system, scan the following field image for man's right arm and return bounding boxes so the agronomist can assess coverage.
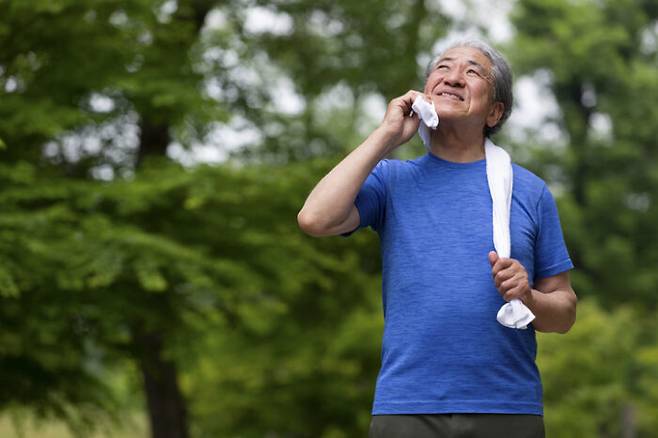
[297,90,423,237]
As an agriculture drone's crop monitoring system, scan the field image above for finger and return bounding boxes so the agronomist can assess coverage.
[404,89,422,100]
[390,92,418,116]
[494,265,516,285]
[491,257,513,276]
[398,89,422,107]
[504,284,526,302]
[488,251,498,266]
[495,269,516,288]
[500,272,522,291]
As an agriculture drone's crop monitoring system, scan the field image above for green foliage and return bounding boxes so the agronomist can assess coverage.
[0,0,223,170]
[510,0,658,310]
[1,0,657,436]
[217,0,449,162]
[0,149,384,435]
[183,160,384,437]
[538,300,658,437]
[511,2,658,436]
[0,0,143,158]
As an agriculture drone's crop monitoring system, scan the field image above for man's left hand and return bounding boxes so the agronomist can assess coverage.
[488,251,532,303]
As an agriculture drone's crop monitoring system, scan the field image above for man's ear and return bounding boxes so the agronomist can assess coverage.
[486,102,504,128]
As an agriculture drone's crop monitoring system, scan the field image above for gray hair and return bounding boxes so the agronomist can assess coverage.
[425,39,513,137]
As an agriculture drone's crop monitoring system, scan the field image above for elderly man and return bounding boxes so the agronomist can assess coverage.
[297,40,576,438]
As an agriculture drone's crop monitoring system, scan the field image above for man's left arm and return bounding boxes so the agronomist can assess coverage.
[521,271,577,333]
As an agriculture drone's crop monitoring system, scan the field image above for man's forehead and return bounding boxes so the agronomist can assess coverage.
[438,47,492,69]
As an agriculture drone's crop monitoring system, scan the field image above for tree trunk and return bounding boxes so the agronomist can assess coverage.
[558,80,593,209]
[621,403,636,438]
[130,6,213,437]
[133,116,185,438]
[136,119,170,168]
[132,329,189,438]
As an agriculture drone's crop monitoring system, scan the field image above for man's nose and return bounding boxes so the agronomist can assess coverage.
[443,68,465,87]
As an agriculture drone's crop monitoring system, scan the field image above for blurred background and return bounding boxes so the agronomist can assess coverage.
[1,0,657,437]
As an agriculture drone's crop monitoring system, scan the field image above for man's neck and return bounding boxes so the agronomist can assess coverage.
[429,124,486,163]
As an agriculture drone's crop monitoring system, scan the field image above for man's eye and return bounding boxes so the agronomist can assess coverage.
[437,65,449,70]
[467,69,479,76]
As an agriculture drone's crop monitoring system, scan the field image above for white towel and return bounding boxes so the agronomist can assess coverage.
[411,96,439,146]
[412,96,536,329]
[485,140,536,329]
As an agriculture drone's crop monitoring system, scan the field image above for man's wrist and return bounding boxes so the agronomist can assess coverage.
[372,125,400,152]
[521,288,537,308]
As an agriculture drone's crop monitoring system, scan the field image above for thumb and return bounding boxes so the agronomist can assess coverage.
[488,251,498,266]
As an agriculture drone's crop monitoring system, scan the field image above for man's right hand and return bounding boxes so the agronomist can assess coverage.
[299,91,427,237]
[379,90,425,149]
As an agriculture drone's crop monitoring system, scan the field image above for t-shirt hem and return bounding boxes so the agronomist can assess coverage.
[340,197,369,237]
[535,259,574,279]
[372,400,543,416]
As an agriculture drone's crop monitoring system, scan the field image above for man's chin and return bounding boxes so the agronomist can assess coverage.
[435,111,464,121]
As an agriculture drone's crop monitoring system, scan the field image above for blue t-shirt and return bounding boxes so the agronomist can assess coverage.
[345,151,574,415]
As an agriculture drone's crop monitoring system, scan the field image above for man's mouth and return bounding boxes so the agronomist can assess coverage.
[437,92,464,101]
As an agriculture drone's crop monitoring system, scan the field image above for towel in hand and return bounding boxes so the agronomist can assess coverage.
[485,140,536,329]
[412,96,439,146]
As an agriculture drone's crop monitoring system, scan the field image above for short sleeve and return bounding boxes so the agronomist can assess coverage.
[341,159,389,236]
[533,185,574,280]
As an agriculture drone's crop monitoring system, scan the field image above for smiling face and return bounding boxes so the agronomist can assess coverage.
[424,46,504,133]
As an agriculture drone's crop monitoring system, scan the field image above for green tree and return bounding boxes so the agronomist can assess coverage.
[2,2,422,433]
[510,0,658,435]
[182,158,384,437]
[223,0,450,162]
[510,0,658,310]
[1,1,225,436]
[537,301,658,437]
[0,159,261,435]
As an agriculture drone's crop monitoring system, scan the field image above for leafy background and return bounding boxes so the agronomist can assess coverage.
[0,0,657,437]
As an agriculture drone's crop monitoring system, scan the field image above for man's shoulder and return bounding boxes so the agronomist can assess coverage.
[379,155,426,167]
[512,162,548,196]
[372,155,426,178]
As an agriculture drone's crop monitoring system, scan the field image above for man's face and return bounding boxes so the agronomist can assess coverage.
[423,46,503,131]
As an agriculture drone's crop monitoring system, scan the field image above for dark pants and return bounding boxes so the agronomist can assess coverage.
[369,414,545,438]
